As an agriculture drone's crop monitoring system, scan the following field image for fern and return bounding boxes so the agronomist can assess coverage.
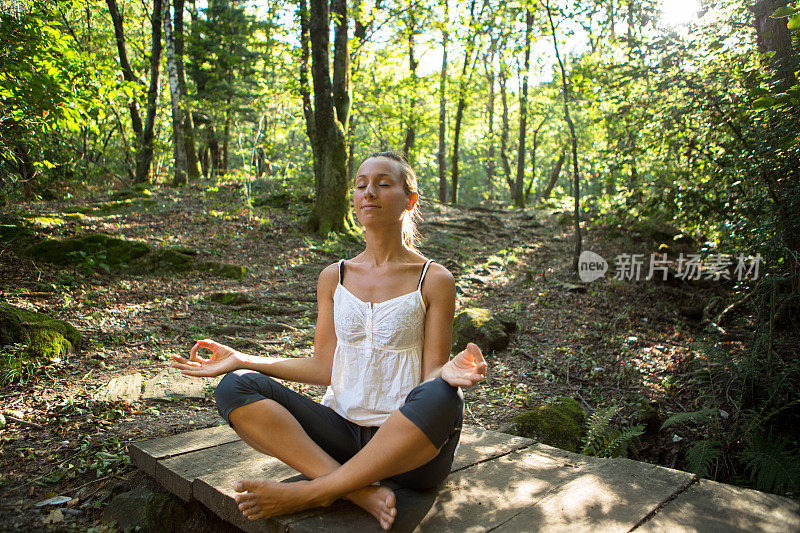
[659,408,717,431]
[605,424,645,458]
[581,404,621,457]
[742,431,800,496]
[685,439,722,478]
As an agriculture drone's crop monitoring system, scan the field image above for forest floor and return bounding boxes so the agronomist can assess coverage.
[0,180,773,531]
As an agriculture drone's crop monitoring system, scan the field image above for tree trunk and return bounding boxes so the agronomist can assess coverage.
[484,58,495,199]
[164,0,187,186]
[525,117,546,202]
[106,0,143,139]
[437,0,449,204]
[174,0,201,180]
[540,150,565,200]
[450,0,477,205]
[545,0,581,273]
[751,0,798,89]
[513,9,533,208]
[402,4,417,164]
[134,0,163,183]
[499,69,511,189]
[306,0,354,235]
[107,0,162,183]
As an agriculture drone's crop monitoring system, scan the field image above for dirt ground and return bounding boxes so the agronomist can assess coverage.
[0,182,757,531]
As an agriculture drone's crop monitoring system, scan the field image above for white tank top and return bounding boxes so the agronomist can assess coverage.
[321,259,436,426]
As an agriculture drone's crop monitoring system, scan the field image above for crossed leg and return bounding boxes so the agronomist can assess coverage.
[228,398,440,530]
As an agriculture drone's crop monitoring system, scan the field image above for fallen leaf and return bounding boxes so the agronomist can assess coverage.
[35,495,71,507]
[42,509,64,524]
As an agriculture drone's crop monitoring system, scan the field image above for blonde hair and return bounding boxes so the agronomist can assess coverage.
[366,151,423,252]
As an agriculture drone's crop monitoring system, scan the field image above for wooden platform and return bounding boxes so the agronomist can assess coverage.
[130,425,800,532]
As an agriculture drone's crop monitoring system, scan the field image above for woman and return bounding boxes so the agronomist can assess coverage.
[170,151,488,530]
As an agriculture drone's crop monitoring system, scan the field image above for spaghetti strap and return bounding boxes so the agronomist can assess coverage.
[339,259,345,284]
[417,260,435,290]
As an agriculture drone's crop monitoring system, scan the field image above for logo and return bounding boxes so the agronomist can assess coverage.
[578,251,608,282]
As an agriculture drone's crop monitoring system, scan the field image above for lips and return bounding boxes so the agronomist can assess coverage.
[361,204,380,209]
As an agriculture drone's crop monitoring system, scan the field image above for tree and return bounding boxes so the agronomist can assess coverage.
[512,7,533,208]
[544,0,581,272]
[437,0,449,203]
[164,0,187,185]
[106,0,163,183]
[173,0,201,180]
[304,0,355,235]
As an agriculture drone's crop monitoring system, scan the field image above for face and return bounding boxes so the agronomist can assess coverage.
[353,157,418,226]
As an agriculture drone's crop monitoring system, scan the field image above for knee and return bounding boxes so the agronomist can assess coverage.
[215,369,257,405]
[417,377,464,418]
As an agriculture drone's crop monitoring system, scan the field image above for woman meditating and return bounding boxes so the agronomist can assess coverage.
[170,151,488,530]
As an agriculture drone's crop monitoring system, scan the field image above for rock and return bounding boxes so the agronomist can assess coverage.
[0,303,81,360]
[452,308,516,354]
[141,368,206,400]
[508,396,586,452]
[205,292,254,306]
[26,234,151,268]
[104,486,188,533]
[94,373,144,402]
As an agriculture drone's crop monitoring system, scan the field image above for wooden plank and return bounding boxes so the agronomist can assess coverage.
[186,425,534,532]
[191,449,328,533]
[492,458,696,533]
[452,426,534,471]
[129,425,239,480]
[290,444,600,532]
[637,479,800,533]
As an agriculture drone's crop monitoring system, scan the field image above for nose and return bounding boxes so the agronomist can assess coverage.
[364,182,377,199]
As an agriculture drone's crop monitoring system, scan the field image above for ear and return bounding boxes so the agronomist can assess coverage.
[406,192,419,211]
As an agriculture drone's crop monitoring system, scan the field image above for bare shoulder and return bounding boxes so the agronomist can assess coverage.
[422,261,455,307]
[317,261,340,299]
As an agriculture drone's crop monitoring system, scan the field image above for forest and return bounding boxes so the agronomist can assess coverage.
[1,0,799,529]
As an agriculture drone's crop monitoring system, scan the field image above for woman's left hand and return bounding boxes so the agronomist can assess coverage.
[442,342,488,388]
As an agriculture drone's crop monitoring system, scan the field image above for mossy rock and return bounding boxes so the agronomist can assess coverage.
[0,224,35,245]
[26,234,152,267]
[136,248,196,273]
[252,191,292,209]
[110,187,153,201]
[197,261,248,280]
[556,211,573,226]
[206,292,254,306]
[507,396,585,452]
[452,307,516,354]
[0,303,81,360]
[63,197,156,216]
[23,216,65,228]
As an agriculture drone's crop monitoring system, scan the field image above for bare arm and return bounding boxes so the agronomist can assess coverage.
[171,264,339,386]
[419,264,487,387]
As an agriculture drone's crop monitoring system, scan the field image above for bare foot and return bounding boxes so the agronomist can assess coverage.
[346,484,397,530]
[234,478,324,521]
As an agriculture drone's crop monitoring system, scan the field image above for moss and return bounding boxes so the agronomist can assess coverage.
[137,248,195,273]
[451,307,513,354]
[63,197,156,216]
[0,303,81,360]
[0,224,34,245]
[61,212,87,221]
[110,188,153,201]
[26,234,151,267]
[206,292,254,305]
[197,261,248,280]
[26,216,64,228]
[510,396,585,452]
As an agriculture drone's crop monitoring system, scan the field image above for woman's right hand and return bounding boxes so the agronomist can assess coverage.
[170,338,243,377]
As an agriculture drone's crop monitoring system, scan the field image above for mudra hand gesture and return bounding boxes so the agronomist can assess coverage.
[170,338,241,377]
[442,342,487,387]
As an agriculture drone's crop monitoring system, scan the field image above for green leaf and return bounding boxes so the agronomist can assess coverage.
[770,6,795,18]
[660,409,717,431]
[788,13,800,30]
[752,96,777,109]
[685,439,722,478]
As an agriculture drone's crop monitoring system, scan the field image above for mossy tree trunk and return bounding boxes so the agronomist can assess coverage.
[305,0,355,235]
[173,0,202,181]
[163,0,187,186]
[513,9,533,209]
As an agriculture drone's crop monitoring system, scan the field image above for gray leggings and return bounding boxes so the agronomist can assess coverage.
[215,370,464,490]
